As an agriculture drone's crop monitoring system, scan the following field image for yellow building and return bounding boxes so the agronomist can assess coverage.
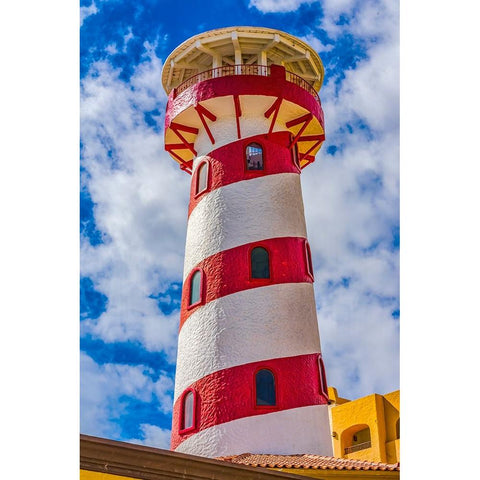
[329,387,400,464]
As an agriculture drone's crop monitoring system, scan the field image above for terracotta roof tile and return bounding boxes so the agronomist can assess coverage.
[217,453,400,472]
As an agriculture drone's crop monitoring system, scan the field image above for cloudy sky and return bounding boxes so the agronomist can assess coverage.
[79,0,399,448]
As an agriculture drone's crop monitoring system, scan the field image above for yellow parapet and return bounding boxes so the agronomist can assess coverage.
[80,472,139,480]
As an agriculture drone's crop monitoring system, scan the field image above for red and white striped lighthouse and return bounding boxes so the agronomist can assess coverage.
[162,27,332,458]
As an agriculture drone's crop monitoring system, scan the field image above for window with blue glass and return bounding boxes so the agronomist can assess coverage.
[251,246,270,279]
[255,369,276,406]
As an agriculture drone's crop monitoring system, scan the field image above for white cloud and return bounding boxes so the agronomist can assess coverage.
[105,43,118,55]
[321,0,357,18]
[320,0,398,42]
[298,33,334,54]
[80,352,174,441]
[80,2,99,27]
[299,2,399,399]
[81,44,189,361]
[249,0,315,13]
[123,27,135,53]
[128,424,171,449]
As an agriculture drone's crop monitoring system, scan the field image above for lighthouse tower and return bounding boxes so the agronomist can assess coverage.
[162,27,331,458]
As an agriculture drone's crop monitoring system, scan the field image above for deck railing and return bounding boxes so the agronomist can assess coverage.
[175,65,269,95]
[285,70,319,100]
[174,64,320,103]
[344,441,372,455]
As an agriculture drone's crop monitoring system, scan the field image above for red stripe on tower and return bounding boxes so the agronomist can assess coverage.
[188,131,300,217]
[170,353,330,450]
[179,236,314,331]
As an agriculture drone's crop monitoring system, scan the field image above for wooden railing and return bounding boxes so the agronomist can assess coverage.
[174,64,320,103]
[344,441,372,454]
[285,70,319,100]
[176,65,270,95]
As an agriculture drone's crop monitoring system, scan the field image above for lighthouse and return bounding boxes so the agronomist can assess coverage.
[162,26,332,458]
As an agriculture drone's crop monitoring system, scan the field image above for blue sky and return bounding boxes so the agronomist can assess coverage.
[80,0,399,448]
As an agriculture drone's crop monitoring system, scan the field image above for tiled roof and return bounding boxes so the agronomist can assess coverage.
[218,453,400,472]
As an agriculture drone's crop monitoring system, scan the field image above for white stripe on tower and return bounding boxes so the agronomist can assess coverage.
[175,405,332,457]
[173,282,320,402]
[183,173,307,279]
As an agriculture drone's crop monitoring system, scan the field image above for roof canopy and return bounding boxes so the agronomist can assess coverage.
[162,26,325,94]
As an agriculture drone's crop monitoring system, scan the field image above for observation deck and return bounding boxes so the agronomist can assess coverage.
[170,64,321,105]
[162,27,326,173]
[162,26,324,95]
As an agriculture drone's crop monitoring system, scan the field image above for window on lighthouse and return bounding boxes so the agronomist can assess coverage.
[318,355,328,398]
[189,270,202,306]
[181,390,195,431]
[305,240,314,280]
[256,369,276,406]
[246,143,264,170]
[291,139,300,169]
[196,161,208,195]
[251,247,270,279]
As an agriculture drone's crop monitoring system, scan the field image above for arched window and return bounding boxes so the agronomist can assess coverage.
[195,161,209,195]
[189,270,203,307]
[305,240,314,279]
[255,369,276,406]
[251,247,270,279]
[180,389,195,432]
[292,140,300,169]
[318,355,328,398]
[246,142,264,170]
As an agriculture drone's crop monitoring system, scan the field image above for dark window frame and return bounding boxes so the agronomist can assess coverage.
[254,368,277,408]
[249,245,271,280]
